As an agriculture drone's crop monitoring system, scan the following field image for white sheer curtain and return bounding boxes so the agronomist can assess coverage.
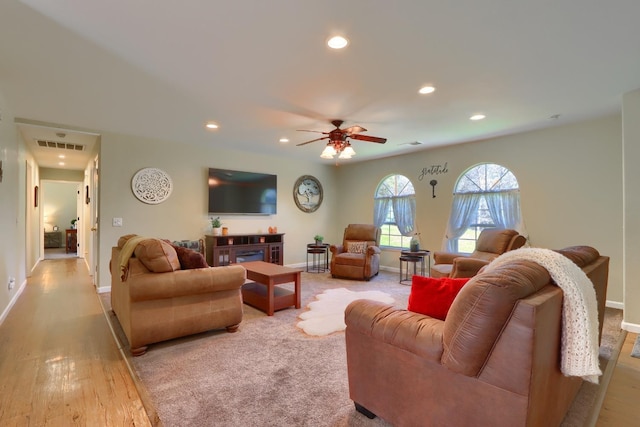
[392,196,416,236]
[444,193,481,251]
[373,197,391,228]
[484,190,528,240]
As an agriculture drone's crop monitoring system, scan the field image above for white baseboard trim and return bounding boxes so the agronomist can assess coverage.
[0,279,27,326]
[621,321,640,333]
[97,286,111,294]
[606,300,624,310]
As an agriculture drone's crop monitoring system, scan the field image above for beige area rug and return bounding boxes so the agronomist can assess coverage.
[296,288,394,336]
[100,270,625,427]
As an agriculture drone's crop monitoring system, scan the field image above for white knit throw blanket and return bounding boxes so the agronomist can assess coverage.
[484,248,601,384]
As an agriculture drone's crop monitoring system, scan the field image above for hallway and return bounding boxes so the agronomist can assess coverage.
[0,257,150,425]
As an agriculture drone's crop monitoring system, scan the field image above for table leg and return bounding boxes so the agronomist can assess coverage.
[267,279,275,316]
[294,272,301,309]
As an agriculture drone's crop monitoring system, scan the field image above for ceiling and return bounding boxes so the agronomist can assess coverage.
[2,0,640,170]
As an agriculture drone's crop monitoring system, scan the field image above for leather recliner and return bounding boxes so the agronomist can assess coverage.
[345,246,609,427]
[330,224,381,281]
[431,228,526,278]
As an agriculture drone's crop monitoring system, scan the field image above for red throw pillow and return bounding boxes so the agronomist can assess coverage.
[171,244,209,270]
[407,276,471,320]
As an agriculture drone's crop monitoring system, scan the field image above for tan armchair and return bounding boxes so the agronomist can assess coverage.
[431,228,526,278]
[330,224,381,281]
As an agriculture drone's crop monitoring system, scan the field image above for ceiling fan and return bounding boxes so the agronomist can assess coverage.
[296,119,387,159]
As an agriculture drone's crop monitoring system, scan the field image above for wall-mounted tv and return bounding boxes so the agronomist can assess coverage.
[208,168,277,215]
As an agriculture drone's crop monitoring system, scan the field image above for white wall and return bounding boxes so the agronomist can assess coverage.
[42,181,78,233]
[0,89,28,322]
[335,115,624,305]
[97,132,337,289]
[622,89,640,331]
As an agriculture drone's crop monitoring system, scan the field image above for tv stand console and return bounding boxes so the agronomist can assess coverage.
[205,233,284,267]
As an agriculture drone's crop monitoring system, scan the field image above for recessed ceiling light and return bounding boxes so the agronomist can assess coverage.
[470,114,486,121]
[327,35,349,49]
[58,162,65,166]
[279,138,289,143]
[418,86,435,94]
[205,122,219,129]
[58,154,65,159]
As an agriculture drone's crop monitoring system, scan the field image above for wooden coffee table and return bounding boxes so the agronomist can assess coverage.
[241,261,303,316]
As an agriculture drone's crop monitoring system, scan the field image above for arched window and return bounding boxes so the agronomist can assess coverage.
[374,174,416,248]
[444,163,526,253]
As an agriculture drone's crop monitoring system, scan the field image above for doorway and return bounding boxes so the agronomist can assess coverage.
[42,180,80,260]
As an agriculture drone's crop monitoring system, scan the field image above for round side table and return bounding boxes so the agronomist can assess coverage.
[307,243,329,273]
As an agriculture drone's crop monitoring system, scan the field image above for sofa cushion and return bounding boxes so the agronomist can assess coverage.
[134,239,180,273]
[171,244,209,269]
[408,276,471,320]
[346,241,367,254]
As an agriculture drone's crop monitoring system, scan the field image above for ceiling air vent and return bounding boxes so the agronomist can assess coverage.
[36,140,85,151]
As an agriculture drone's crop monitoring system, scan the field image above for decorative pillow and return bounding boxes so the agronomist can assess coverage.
[171,244,209,270]
[133,239,180,273]
[407,276,471,320]
[172,239,203,254]
[346,241,367,254]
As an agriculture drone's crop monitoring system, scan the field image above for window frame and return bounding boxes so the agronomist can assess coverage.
[374,174,416,249]
[449,163,520,253]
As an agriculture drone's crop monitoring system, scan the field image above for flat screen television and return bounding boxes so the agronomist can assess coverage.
[208,168,277,215]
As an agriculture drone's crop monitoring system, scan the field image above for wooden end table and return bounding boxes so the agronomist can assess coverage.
[241,261,303,316]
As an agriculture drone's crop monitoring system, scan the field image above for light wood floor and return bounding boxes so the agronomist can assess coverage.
[0,257,151,426]
[596,331,640,426]
[1,257,638,426]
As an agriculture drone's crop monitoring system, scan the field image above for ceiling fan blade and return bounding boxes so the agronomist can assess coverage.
[297,129,327,134]
[350,134,387,144]
[342,125,366,134]
[296,136,329,146]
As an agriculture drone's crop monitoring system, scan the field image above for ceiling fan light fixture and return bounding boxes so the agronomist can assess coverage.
[342,145,355,157]
[320,144,337,159]
[327,35,349,49]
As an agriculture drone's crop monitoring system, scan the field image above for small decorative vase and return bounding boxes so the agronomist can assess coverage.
[410,235,420,252]
[315,239,323,245]
[212,227,222,236]
[222,227,229,236]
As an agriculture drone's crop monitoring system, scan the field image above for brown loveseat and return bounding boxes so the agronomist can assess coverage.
[345,246,609,427]
[110,235,246,356]
[430,228,527,278]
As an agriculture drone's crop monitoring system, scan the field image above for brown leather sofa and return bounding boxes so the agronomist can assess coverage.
[345,246,609,427]
[330,224,381,281]
[431,228,527,278]
[110,236,246,356]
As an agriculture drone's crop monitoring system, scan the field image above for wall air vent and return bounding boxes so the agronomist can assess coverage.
[36,140,85,151]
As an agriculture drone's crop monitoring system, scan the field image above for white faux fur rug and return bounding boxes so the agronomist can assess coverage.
[296,287,394,336]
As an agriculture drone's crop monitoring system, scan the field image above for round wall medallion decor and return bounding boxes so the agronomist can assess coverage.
[131,167,173,204]
[293,175,323,213]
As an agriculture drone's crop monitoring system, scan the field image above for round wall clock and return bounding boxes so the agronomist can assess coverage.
[294,175,323,213]
[131,167,173,204]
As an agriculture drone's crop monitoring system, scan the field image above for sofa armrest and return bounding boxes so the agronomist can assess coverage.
[128,264,246,302]
[345,299,444,361]
[330,244,344,255]
[450,257,490,278]
[433,251,467,264]
[366,245,381,256]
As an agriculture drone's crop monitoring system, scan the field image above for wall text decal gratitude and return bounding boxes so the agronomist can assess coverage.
[418,162,448,181]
